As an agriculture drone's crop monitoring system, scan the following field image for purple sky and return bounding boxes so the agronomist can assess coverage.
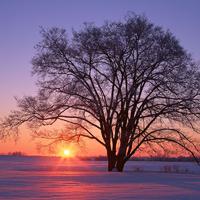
[1,0,200,116]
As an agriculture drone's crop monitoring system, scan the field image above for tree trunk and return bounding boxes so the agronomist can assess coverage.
[115,144,126,172]
[116,156,125,172]
[107,150,116,171]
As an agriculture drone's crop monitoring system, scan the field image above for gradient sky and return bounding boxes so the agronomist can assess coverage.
[0,0,200,155]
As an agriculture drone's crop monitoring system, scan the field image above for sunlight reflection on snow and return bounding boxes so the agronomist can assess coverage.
[0,156,200,199]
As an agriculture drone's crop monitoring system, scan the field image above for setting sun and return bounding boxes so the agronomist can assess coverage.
[63,149,71,156]
[61,148,75,158]
[58,144,78,158]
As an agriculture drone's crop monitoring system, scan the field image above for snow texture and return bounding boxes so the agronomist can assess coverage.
[0,156,199,199]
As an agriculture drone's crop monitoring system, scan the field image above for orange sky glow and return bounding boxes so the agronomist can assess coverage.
[0,130,106,157]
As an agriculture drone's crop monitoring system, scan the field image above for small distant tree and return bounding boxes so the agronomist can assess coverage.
[1,14,200,171]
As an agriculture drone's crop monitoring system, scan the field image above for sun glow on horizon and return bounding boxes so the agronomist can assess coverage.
[64,149,71,156]
[60,148,75,158]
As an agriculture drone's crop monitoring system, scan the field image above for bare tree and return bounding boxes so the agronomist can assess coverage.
[1,14,200,171]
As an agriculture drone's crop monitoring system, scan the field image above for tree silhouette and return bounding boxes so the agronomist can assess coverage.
[1,14,200,171]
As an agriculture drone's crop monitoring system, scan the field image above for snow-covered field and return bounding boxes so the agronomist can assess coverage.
[0,156,200,199]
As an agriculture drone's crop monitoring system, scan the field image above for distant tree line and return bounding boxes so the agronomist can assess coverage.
[78,156,200,162]
[0,151,26,156]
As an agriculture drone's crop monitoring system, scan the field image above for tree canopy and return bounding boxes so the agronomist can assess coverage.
[1,14,200,171]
